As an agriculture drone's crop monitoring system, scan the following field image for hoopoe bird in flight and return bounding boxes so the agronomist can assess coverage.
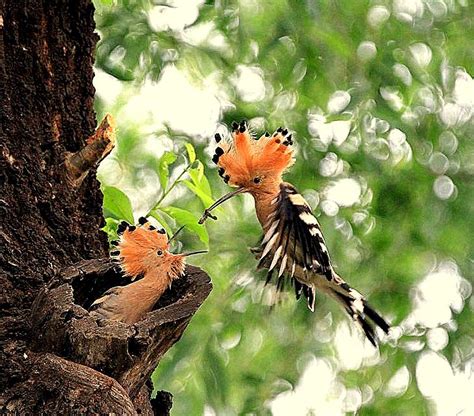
[199,120,390,346]
[90,218,206,324]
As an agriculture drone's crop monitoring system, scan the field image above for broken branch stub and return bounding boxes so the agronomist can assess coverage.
[65,113,116,186]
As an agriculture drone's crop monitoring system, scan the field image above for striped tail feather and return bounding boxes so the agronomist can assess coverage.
[330,278,390,347]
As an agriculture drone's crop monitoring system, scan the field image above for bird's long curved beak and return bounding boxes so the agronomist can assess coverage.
[198,187,247,224]
[181,250,208,257]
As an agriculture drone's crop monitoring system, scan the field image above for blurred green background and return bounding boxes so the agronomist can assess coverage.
[93,1,473,414]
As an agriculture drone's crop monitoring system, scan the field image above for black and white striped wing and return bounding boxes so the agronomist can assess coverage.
[257,182,333,310]
[255,182,391,345]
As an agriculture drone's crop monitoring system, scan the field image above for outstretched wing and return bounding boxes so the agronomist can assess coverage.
[257,182,334,310]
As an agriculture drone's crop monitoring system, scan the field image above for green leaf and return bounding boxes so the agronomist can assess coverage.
[196,171,212,197]
[188,160,204,184]
[148,209,174,237]
[97,0,113,6]
[186,160,213,207]
[99,61,135,82]
[157,151,178,191]
[102,186,134,223]
[182,180,214,208]
[161,206,209,245]
[101,217,119,242]
[185,142,196,164]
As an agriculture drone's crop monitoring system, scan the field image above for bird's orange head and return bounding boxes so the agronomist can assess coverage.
[212,120,294,195]
[111,219,206,281]
[198,121,294,224]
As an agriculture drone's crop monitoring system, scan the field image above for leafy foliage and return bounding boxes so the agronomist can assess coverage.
[94,1,474,415]
[101,133,211,247]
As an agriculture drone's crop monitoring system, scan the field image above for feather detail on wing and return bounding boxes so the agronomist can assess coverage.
[254,183,391,345]
[256,182,333,311]
[89,286,123,320]
[329,276,390,346]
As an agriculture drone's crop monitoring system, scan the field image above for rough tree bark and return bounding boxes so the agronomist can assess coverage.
[0,1,211,414]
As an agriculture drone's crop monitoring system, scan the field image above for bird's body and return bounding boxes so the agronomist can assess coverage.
[200,121,390,346]
[89,219,194,325]
[90,267,176,325]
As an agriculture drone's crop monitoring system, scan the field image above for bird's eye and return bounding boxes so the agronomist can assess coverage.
[253,177,261,184]
[157,250,163,256]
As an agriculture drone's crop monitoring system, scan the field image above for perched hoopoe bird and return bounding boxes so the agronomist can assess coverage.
[90,218,206,325]
[199,120,390,346]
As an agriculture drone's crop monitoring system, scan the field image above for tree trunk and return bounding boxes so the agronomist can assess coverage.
[0,1,211,414]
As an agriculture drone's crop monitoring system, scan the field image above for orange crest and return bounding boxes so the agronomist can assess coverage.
[112,219,170,279]
[212,121,295,187]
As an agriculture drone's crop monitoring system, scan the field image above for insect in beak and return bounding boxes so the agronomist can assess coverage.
[198,187,247,224]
